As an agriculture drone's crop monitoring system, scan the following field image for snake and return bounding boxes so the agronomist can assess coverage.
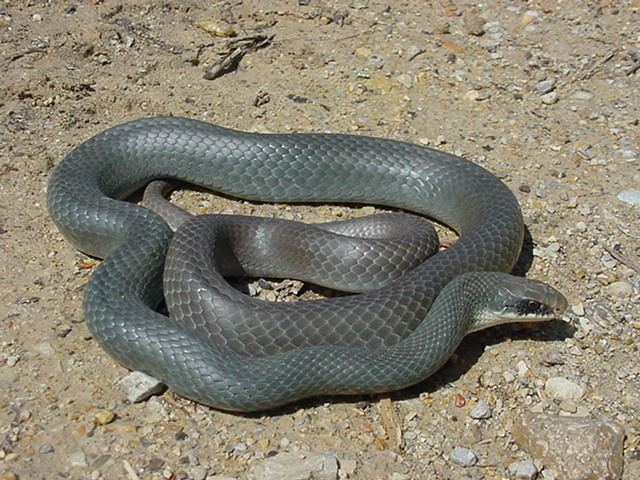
[46,116,567,412]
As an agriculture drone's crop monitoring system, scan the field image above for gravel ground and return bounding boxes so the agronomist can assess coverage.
[1,1,639,479]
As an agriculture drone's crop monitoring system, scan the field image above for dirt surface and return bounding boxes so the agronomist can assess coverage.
[1,1,639,479]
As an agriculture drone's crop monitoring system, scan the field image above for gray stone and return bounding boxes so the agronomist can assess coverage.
[512,413,624,480]
[617,148,638,160]
[117,371,166,403]
[535,79,556,94]
[450,446,477,467]
[469,399,492,419]
[250,451,338,480]
[544,377,584,401]
[617,189,640,206]
[406,45,424,60]
[39,443,55,454]
[508,459,538,480]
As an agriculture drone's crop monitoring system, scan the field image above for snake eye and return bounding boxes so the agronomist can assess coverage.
[527,300,542,311]
[517,299,544,315]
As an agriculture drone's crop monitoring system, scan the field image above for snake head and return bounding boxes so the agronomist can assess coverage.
[469,273,568,333]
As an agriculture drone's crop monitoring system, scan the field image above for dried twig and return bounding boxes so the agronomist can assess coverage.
[578,48,617,81]
[2,47,47,68]
[203,34,273,80]
[123,460,142,480]
[378,396,404,450]
[605,245,640,275]
[625,60,640,76]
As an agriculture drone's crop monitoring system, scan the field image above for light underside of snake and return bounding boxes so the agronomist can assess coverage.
[47,117,567,412]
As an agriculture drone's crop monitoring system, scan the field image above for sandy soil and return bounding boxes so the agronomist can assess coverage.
[1,1,638,479]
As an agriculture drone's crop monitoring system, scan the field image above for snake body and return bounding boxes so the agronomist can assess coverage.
[47,116,563,411]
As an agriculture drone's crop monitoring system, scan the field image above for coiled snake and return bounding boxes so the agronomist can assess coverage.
[47,117,566,411]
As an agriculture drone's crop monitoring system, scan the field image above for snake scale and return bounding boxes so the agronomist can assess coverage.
[47,116,566,411]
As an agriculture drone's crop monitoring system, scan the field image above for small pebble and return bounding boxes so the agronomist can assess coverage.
[406,45,424,60]
[559,399,578,413]
[606,281,633,298]
[571,303,585,316]
[571,89,593,100]
[117,371,166,403]
[469,399,492,419]
[5,355,19,367]
[540,469,558,479]
[464,10,485,36]
[396,73,413,88]
[450,446,478,467]
[508,459,538,480]
[68,450,88,467]
[541,350,564,366]
[464,89,491,101]
[389,474,410,480]
[94,409,116,425]
[617,189,640,206]
[339,458,357,476]
[535,79,556,94]
[541,92,559,104]
[188,465,209,480]
[39,443,55,454]
[517,360,530,378]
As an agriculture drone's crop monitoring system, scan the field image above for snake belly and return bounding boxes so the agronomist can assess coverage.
[46,116,524,411]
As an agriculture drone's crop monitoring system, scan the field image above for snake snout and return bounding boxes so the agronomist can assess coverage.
[469,273,568,333]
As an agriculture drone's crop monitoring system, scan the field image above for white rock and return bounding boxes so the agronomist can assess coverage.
[544,377,584,401]
[396,73,413,88]
[571,303,585,316]
[517,360,530,378]
[339,458,356,477]
[117,371,166,403]
[250,452,338,480]
[541,91,559,104]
